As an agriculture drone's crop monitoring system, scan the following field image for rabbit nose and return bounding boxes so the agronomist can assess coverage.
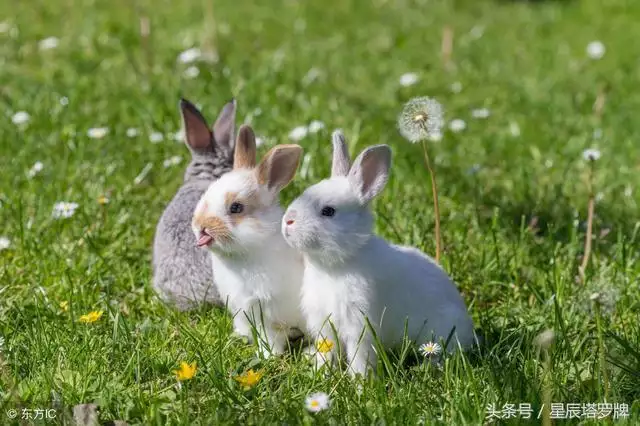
[286,219,294,225]
[285,210,297,226]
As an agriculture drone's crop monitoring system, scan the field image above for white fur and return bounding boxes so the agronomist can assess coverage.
[194,167,305,357]
[282,136,475,375]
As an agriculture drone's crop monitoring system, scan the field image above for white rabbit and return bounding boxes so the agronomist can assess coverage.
[192,124,306,357]
[281,131,475,376]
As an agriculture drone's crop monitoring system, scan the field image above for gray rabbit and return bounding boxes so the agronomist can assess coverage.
[152,98,236,310]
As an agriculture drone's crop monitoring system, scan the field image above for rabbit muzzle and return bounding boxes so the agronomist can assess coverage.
[196,228,214,247]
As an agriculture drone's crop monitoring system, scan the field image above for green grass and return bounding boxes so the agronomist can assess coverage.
[1,0,640,424]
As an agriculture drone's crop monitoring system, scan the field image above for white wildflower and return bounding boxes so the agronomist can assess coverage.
[448,119,466,133]
[0,237,10,251]
[183,66,200,79]
[419,342,442,357]
[289,126,308,141]
[305,392,330,413]
[178,47,201,64]
[308,120,325,133]
[398,97,445,143]
[60,96,69,106]
[163,156,182,168]
[582,148,601,162]
[52,202,79,219]
[149,132,164,144]
[87,127,109,139]
[27,161,44,178]
[126,128,139,138]
[586,41,605,60]
[12,111,30,125]
[173,129,185,142]
[471,108,490,119]
[399,72,419,87]
[38,36,59,50]
[509,121,521,137]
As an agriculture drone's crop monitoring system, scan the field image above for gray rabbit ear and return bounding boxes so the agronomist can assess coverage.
[233,124,257,169]
[180,98,212,153]
[347,145,392,205]
[212,98,236,155]
[331,131,351,177]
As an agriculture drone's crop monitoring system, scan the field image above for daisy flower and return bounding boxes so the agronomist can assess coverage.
[308,120,325,133]
[39,36,59,50]
[12,111,30,125]
[87,127,109,139]
[471,108,490,119]
[419,342,442,357]
[0,236,10,251]
[399,72,419,87]
[27,161,44,178]
[305,392,330,413]
[586,41,605,60]
[397,97,444,143]
[163,156,182,168]
[448,119,466,133]
[52,201,79,219]
[149,132,164,144]
[126,128,139,138]
[178,47,201,64]
[289,126,308,141]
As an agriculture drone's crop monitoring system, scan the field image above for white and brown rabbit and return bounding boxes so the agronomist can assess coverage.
[281,131,475,376]
[192,124,306,356]
[153,98,236,311]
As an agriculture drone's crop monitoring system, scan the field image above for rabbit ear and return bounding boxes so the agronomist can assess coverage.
[212,98,236,155]
[348,145,392,204]
[180,98,212,152]
[331,131,351,177]
[256,145,303,191]
[233,125,257,169]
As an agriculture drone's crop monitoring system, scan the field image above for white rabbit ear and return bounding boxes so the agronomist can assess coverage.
[256,144,303,191]
[180,98,212,152]
[348,145,392,204]
[233,124,257,169]
[331,131,351,177]
[212,98,236,155]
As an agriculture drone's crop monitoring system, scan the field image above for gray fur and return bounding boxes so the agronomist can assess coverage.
[152,98,236,310]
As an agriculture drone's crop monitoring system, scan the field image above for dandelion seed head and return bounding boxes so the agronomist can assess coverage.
[586,41,605,60]
[582,148,601,162]
[12,111,30,125]
[398,97,445,143]
[448,118,466,133]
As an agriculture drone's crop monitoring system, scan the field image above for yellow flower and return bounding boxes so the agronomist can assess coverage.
[174,361,197,381]
[234,369,263,390]
[97,195,109,205]
[59,301,69,312]
[79,310,103,323]
[316,338,334,354]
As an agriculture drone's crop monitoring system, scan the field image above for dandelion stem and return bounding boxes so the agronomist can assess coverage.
[579,163,595,283]
[594,303,610,400]
[420,139,442,263]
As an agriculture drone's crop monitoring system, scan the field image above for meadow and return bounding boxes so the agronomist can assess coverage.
[1,0,639,424]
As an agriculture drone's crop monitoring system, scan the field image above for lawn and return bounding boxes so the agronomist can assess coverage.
[1,0,640,424]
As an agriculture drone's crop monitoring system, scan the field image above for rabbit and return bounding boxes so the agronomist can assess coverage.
[191,124,306,357]
[153,98,236,311]
[281,131,476,376]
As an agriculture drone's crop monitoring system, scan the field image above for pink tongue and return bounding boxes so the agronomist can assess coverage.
[196,233,213,247]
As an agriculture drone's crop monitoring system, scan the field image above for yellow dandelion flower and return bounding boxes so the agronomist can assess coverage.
[234,369,263,390]
[173,361,197,381]
[316,338,334,354]
[79,310,103,323]
[97,195,109,205]
[59,301,69,312]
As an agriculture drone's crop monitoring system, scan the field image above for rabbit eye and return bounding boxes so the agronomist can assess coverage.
[229,202,244,214]
[320,206,336,217]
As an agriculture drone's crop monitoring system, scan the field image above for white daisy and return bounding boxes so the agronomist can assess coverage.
[419,342,442,357]
[308,120,325,133]
[27,161,44,178]
[59,96,69,106]
[38,36,59,50]
[450,82,463,94]
[87,127,109,139]
[399,72,419,87]
[178,47,201,64]
[149,132,164,144]
[582,148,601,161]
[126,128,139,138]
[398,97,445,143]
[586,41,605,60]
[163,156,182,168]
[0,236,10,251]
[471,108,490,119]
[305,392,330,413]
[52,202,79,219]
[12,111,30,125]
[183,66,200,79]
[448,119,466,133]
[289,126,308,141]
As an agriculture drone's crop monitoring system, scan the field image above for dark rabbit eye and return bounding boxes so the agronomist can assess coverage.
[321,206,336,217]
[229,202,244,214]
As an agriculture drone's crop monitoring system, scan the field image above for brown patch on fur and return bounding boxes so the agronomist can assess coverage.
[224,190,263,226]
[193,213,232,243]
[233,125,257,170]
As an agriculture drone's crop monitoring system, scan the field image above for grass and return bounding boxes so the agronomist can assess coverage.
[1,0,640,424]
